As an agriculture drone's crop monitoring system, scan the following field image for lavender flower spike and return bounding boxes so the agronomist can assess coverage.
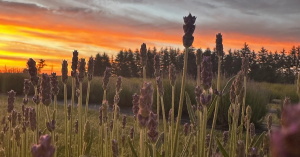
[61,60,68,84]
[87,56,94,81]
[147,111,158,144]
[50,72,59,95]
[271,102,300,157]
[216,33,224,57]
[200,56,213,91]
[140,43,148,67]
[31,134,55,157]
[102,67,111,90]
[7,90,16,113]
[40,73,52,106]
[132,93,140,117]
[183,13,196,48]
[71,50,78,77]
[138,82,154,128]
[77,58,85,83]
[27,58,39,86]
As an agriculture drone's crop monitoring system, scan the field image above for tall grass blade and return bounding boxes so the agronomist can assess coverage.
[127,136,138,157]
[216,138,229,157]
[208,75,236,118]
[185,92,196,124]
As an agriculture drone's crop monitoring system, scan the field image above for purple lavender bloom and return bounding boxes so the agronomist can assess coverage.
[31,134,55,157]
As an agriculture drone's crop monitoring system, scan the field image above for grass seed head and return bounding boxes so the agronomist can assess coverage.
[61,60,68,84]
[40,73,52,106]
[183,13,196,48]
[7,90,16,113]
[140,43,147,67]
[71,50,79,77]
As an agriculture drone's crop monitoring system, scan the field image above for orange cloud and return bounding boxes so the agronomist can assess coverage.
[0,1,299,75]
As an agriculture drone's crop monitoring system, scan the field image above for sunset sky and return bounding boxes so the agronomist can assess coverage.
[0,0,299,74]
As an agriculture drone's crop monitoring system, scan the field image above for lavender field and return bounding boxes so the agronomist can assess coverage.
[0,13,299,157]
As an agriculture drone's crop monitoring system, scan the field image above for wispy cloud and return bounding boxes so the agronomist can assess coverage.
[0,0,299,73]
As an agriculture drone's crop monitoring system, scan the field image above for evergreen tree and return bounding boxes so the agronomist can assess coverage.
[128,49,139,77]
[146,47,155,78]
[134,49,142,77]
[161,47,170,78]
[94,53,111,76]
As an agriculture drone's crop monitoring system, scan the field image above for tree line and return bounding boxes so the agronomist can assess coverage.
[93,44,300,84]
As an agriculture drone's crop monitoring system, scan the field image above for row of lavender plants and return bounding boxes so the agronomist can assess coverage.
[0,13,299,157]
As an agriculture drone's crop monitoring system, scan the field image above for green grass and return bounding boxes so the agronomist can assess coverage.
[0,73,270,125]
